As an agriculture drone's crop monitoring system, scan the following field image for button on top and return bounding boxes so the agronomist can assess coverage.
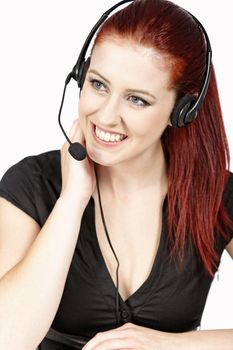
[121,309,130,319]
[121,309,131,323]
[120,309,131,324]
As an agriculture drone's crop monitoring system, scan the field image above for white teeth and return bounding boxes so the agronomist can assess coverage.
[95,125,126,143]
[99,131,105,140]
[104,133,111,142]
[110,134,115,142]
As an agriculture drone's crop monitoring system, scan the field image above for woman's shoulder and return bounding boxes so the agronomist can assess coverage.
[0,149,62,197]
[226,170,233,185]
[17,149,61,174]
[223,170,233,204]
[1,149,61,181]
[0,150,61,226]
[220,170,233,246]
[221,170,233,220]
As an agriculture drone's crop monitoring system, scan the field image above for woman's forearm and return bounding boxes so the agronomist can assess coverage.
[0,197,86,350]
[172,328,233,350]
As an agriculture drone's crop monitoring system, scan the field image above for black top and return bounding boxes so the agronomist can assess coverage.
[0,150,232,340]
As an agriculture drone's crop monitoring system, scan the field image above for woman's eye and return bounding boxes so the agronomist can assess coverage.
[89,79,106,91]
[128,96,150,107]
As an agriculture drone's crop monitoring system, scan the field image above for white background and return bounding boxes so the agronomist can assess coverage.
[0,1,232,329]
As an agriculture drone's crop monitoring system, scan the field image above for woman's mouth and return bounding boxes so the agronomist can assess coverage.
[91,123,128,147]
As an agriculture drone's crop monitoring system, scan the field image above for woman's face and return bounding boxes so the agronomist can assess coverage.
[79,39,176,166]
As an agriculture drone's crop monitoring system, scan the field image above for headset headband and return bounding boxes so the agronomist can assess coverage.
[60,0,212,137]
[74,0,133,75]
[71,0,212,125]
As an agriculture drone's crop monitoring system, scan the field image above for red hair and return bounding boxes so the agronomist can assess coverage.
[93,0,233,276]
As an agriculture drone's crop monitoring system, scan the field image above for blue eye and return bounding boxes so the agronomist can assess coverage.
[89,79,106,91]
[129,96,150,107]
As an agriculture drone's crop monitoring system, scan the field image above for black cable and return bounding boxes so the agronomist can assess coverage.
[58,77,73,145]
[93,163,121,327]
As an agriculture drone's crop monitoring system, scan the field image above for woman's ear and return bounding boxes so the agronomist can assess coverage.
[167,118,172,127]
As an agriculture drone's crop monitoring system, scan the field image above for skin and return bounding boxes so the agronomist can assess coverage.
[78,39,176,201]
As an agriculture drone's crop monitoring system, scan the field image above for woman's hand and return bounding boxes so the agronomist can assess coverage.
[82,322,175,350]
[60,118,96,207]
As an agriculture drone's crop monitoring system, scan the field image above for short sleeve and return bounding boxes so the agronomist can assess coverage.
[0,157,40,224]
[0,150,61,227]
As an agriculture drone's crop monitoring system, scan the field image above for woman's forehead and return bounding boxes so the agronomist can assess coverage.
[92,38,167,65]
[90,40,172,90]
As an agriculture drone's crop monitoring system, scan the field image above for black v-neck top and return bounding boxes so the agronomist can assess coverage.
[0,150,232,340]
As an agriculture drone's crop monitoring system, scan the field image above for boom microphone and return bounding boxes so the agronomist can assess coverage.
[58,72,87,161]
[68,142,87,161]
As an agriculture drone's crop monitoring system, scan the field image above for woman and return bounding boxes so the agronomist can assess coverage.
[0,0,232,349]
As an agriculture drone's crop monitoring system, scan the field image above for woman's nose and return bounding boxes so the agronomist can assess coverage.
[98,95,122,127]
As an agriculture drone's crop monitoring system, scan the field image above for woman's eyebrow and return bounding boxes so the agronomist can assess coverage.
[88,69,110,84]
[88,69,157,100]
[125,88,157,100]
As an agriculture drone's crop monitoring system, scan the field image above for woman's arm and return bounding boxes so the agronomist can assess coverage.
[81,323,233,350]
[0,196,87,350]
[0,119,96,350]
[172,328,233,350]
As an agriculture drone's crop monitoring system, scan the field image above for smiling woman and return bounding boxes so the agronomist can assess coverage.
[78,40,176,166]
[0,0,232,350]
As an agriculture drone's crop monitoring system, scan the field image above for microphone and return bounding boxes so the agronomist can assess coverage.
[68,142,87,161]
[58,72,87,161]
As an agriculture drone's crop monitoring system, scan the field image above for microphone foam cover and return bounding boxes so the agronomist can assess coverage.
[68,142,87,161]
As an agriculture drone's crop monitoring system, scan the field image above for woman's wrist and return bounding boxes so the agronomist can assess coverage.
[58,193,89,213]
[167,329,233,350]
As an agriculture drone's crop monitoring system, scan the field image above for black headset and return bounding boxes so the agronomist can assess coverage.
[58,0,212,161]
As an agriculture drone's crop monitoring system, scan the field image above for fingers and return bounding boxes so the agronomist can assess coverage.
[68,118,79,140]
[61,118,85,155]
[69,118,84,145]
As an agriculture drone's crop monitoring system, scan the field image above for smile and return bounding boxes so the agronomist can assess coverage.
[91,123,128,146]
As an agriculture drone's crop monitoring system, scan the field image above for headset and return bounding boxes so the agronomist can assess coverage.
[58,0,212,161]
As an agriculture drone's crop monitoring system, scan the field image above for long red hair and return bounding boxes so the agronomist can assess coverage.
[93,0,233,276]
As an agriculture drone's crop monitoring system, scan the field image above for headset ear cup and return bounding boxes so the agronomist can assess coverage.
[78,57,91,89]
[170,95,196,128]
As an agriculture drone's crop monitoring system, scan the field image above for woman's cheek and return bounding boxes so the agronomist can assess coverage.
[79,90,100,117]
[131,112,163,137]
[78,92,90,116]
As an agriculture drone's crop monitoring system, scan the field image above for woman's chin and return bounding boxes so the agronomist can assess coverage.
[86,146,117,167]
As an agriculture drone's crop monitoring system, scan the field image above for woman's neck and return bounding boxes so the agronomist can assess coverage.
[94,144,168,202]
